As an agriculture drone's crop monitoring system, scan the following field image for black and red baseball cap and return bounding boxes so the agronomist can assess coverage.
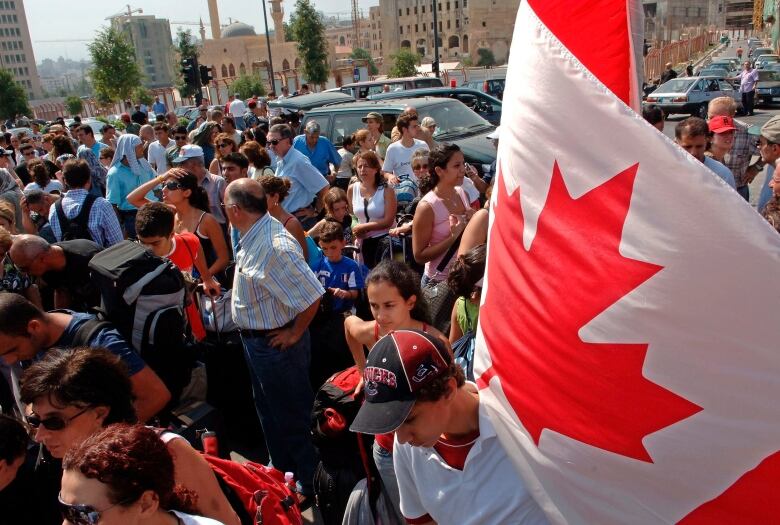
[350,329,452,435]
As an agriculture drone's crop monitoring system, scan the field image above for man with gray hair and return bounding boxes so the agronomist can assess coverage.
[9,234,101,309]
[292,120,342,181]
[171,144,227,225]
[225,177,323,500]
[708,96,763,201]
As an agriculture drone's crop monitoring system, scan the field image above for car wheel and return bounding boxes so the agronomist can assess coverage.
[696,104,708,118]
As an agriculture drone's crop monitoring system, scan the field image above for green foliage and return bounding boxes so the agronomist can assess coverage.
[88,26,143,104]
[289,0,329,86]
[351,48,379,76]
[283,22,295,42]
[175,29,200,98]
[230,74,267,99]
[0,68,30,120]
[132,86,153,106]
[64,95,83,116]
[389,48,420,78]
[476,48,496,67]
[461,56,473,67]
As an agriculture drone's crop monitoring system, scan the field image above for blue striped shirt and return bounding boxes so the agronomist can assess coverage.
[48,189,124,248]
[231,213,324,330]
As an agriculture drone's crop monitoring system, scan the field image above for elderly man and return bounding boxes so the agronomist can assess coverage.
[9,234,102,309]
[292,121,342,181]
[225,178,323,500]
[171,144,227,225]
[267,124,329,223]
[708,96,763,201]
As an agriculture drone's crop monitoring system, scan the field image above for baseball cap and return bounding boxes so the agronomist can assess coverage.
[350,329,452,435]
[362,111,383,122]
[761,115,780,143]
[305,120,321,134]
[708,115,736,134]
[486,126,501,140]
[172,144,205,164]
[0,149,13,157]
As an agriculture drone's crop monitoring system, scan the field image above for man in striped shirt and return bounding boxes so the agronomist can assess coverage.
[226,178,324,499]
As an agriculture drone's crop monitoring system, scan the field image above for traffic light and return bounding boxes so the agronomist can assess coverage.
[181,58,199,88]
[199,65,213,85]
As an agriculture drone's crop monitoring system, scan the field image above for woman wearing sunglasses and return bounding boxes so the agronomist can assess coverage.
[20,347,241,525]
[127,170,230,284]
[208,133,238,176]
[61,424,223,525]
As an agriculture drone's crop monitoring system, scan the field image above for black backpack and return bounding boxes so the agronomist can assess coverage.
[55,193,97,242]
[87,240,191,403]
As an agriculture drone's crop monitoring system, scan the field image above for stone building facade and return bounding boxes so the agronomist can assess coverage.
[0,0,40,99]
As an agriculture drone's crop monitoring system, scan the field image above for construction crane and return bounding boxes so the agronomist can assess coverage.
[105,4,142,20]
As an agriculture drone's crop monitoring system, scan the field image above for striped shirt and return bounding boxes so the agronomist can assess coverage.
[231,213,324,330]
[724,119,759,188]
[48,189,124,248]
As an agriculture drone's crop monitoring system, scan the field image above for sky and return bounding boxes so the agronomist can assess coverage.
[25,0,379,62]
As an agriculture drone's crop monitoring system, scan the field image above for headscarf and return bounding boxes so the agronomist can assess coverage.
[77,149,108,197]
[110,134,154,177]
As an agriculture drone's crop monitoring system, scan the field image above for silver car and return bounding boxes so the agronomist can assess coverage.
[644,76,742,118]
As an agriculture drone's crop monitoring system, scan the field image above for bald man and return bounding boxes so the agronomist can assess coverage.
[9,235,102,309]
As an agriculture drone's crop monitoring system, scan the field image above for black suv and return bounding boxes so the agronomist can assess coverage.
[302,97,497,176]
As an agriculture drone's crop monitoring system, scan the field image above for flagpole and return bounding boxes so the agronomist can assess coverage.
[432,0,440,78]
[261,0,276,92]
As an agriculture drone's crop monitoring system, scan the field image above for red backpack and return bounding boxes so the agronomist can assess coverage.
[202,455,303,525]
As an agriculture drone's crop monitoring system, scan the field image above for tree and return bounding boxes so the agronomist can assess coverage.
[351,48,379,76]
[282,22,295,42]
[289,0,330,86]
[476,48,497,67]
[132,86,153,106]
[231,74,267,99]
[65,95,83,116]
[175,28,200,99]
[88,26,143,104]
[389,48,420,78]
[0,68,30,120]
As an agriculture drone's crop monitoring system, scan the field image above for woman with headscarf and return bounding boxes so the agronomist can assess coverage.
[77,148,108,197]
[106,134,157,238]
[191,121,220,168]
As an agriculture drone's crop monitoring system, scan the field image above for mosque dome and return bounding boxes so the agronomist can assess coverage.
[221,21,257,38]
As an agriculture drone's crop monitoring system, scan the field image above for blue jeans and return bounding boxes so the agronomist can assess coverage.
[240,330,318,495]
[372,442,402,519]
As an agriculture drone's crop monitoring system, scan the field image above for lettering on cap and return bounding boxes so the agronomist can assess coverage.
[364,366,397,389]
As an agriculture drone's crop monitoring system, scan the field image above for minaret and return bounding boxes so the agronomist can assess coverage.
[269,0,284,44]
[199,17,206,42]
[207,0,221,39]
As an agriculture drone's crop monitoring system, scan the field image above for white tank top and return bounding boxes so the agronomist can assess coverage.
[351,183,389,239]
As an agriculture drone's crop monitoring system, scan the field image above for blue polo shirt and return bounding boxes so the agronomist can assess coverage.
[292,135,342,177]
[106,163,157,211]
[274,147,329,213]
[703,156,736,189]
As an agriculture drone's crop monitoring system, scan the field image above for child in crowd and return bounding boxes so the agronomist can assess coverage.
[99,147,114,169]
[344,260,448,520]
[309,221,364,389]
[135,202,220,341]
[307,187,353,245]
[446,243,485,343]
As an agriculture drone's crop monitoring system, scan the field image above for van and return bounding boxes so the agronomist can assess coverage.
[337,77,444,100]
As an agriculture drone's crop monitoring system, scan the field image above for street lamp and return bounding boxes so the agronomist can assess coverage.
[261,0,276,92]
[432,0,440,77]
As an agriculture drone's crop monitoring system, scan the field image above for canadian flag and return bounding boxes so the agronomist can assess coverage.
[475,1,780,523]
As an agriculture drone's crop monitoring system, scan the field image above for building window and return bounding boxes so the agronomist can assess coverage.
[12,14,16,22]
[400,26,403,34]
[455,0,458,7]
[415,24,418,32]
[447,1,450,9]
[414,6,417,14]
[422,5,426,13]
[423,22,426,31]
[439,21,442,31]
[406,7,410,15]
[482,21,486,27]
[439,2,442,10]
[447,19,450,29]
[464,0,467,6]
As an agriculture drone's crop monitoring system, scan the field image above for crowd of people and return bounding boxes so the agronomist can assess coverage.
[0,88,537,525]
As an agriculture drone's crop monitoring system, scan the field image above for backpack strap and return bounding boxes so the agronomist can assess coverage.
[55,193,97,239]
[70,317,114,347]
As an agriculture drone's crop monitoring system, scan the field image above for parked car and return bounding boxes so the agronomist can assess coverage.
[697,66,731,78]
[267,91,354,114]
[6,127,33,138]
[643,76,742,118]
[751,47,774,59]
[175,105,196,117]
[709,57,739,72]
[336,77,444,100]
[302,97,497,176]
[462,78,506,100]
[367,87,502,125]
[755,70,780,105]
[755,54,780,69]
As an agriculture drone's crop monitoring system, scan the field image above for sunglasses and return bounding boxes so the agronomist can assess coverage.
[26,405,92,431]
[218,142,233,148]
[58,494,133,525]
[174,135,187,141]
[163,181,183,190]
[267,138,287,146]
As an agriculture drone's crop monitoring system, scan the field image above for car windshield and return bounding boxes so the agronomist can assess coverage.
[426,100,493,139]
[657,79,696,93]
[759,71,780,81]
[759,55,780,62]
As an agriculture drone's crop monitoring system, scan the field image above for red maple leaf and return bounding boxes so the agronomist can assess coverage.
[479,161,702,462]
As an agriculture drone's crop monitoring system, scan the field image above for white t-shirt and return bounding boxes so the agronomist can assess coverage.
[393,392,549,525]
[337,147,354,179]
[170,510,224,525]
[229,98,247,118]
[382,139,429,181]
[147,140,172,175]
[25,180,63,193]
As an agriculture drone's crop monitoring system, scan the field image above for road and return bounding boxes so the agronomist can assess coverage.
[661,37,776,208]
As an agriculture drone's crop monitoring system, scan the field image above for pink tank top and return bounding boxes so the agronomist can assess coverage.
[421,187,469,280]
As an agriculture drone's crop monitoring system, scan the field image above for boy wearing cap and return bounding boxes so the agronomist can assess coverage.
[706,115,737,168]
[351,330,548,525]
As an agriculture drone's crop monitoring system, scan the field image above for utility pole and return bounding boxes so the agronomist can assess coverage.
[432,0,440,77]
[261,0,276,92]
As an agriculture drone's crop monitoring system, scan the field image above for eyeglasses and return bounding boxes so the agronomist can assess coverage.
[58,494,134,525]
[218,142,233,148]
[25,405,92,431]
[163,181,183,191]
[267,138,287,146]
[174,135,187,141]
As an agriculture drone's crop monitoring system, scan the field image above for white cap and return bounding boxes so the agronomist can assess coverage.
[486,126,501,140]
[172,144,204,164]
